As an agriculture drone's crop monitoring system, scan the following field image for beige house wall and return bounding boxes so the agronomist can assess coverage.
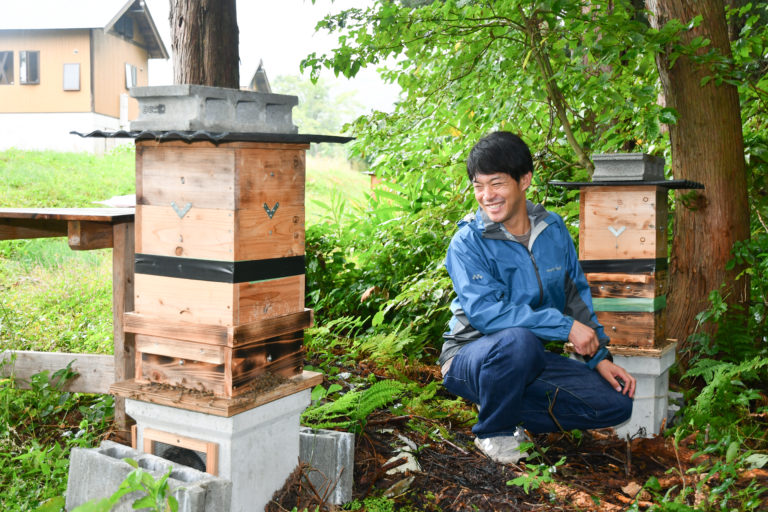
[0,29,92,113]
[92,24,148,119]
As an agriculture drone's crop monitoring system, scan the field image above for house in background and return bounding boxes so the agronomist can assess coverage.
[0,0,168,153]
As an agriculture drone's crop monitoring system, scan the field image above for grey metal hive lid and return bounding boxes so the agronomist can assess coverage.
[71,130,353,144]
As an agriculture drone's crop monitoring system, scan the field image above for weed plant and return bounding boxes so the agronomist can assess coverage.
[0,362,113,511]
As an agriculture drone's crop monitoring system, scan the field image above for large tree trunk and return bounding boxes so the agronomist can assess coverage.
[170,0,239,88]
[646,0,749,361]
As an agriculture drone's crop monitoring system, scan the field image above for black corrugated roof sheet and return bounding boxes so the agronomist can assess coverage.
[71,130,353,144]
[549,179,704,190]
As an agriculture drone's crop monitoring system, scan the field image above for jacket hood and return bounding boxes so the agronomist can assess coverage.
[458,200,553,243]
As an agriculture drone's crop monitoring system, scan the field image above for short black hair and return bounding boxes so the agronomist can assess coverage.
[466,131,533,182]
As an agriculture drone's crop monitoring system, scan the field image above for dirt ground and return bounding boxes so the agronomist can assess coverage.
[266,364,768,512]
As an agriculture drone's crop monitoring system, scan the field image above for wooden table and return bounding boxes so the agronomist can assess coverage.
[0,208,135,426]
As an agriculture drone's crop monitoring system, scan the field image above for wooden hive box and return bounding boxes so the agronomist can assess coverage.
[579,185,669,348]
[128,140,311,397]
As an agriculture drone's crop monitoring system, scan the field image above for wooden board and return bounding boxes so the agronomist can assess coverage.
[564,338,676,358]
[235,205,304,261]
[236,147,306,209]
[135,330,304,398]
[134,274,305,327]
[124,309,313,347]
[0,351,114,394]
[579,186,668,260]
[68,220,114,250]
[596,310,665,347]
[587,271,668,299]
[143,427,218,476]
[137,146,237,209]
[0,218,67,240]
[237,275,305,324]
[0,208,134,222]
[110,370,323,417]
[136,205,236,259]
[136,204,304,261]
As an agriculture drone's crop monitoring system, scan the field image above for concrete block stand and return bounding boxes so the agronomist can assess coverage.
[66,440,231,512]
[127,389,311,512]
[612,343,677,438]
[299,427,355,504]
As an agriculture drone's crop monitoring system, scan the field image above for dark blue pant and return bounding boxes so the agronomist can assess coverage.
[443,328,632,438]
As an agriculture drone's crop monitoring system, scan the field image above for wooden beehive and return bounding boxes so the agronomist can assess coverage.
[127,140,311,397]
[579,185,669,348]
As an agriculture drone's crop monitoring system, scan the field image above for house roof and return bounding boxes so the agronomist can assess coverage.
[1,0,168,59]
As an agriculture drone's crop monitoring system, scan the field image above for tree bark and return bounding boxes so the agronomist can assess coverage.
[170,0,239,88]
[646,0,749,360]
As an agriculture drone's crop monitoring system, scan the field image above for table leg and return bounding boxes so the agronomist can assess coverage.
[112,222,135,432]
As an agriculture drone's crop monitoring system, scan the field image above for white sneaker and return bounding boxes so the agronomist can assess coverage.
[474,427,530,464]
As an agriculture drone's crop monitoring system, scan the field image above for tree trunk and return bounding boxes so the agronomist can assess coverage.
[170,0,239,88]
[646,0,749,361]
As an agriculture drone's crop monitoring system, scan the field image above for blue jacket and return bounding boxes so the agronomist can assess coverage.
[439,201,610,366]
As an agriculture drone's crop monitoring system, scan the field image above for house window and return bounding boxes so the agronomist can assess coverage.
[125,63,137,89]
[20,51,40,85]
[63,63,80,91]
[0,51,14,85]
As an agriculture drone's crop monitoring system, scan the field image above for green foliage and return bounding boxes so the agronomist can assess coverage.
[0,361,113,510]
[71,458,178,512]
[302,379,406,433]
[271,75,361,157]
[682,355,768,430]
[507,456,566,494]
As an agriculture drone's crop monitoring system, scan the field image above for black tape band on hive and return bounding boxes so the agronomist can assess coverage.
[580,258,668,274]
[135,254,306,283]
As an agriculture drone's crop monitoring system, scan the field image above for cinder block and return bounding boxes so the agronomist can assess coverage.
[128,389,311,512]
[130,85,298,133]
[299,427,354,504]
[592,153,665,181]
[65,440,232,512]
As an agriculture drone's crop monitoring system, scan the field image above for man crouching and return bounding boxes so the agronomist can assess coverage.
[440,131,635,464]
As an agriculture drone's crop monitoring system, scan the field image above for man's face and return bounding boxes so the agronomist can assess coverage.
[472,171,532,232]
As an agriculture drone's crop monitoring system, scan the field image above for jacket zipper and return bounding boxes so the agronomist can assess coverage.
[527,249,545,308]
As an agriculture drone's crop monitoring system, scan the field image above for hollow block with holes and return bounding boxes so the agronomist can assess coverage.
[129,140,310,397]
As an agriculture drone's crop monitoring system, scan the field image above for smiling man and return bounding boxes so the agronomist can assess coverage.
[440,131,635,464]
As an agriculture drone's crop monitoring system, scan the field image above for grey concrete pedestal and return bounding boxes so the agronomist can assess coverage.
[611,342,677,438]
[127,389,310,512]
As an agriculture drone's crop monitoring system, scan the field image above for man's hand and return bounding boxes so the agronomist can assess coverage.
[568,320,599,356]
[596,359,636,398]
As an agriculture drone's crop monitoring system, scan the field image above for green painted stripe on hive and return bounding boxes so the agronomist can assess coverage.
[592,295,666,312]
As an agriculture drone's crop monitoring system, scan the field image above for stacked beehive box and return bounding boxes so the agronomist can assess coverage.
[124,139,312,398]
[578,155,669,347]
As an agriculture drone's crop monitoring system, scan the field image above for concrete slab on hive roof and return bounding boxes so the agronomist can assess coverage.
[130,85,298,133]
[592,153,665,182]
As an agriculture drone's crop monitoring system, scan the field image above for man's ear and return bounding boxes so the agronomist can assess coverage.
[520,171,533,191]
